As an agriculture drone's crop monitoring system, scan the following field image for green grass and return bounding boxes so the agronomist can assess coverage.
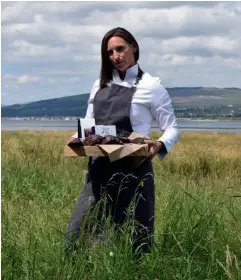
[1,130,241,279]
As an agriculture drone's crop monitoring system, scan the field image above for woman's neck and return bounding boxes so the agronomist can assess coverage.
[118,71,126,81]
[117,62,136,81]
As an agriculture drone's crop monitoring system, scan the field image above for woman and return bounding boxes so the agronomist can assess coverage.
[64,27,180,255]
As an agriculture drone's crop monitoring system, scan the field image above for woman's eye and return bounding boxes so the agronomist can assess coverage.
[107,46,125,56]
[116,46,125,52]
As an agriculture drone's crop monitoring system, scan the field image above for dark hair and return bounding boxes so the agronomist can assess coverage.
[100,27,139,88]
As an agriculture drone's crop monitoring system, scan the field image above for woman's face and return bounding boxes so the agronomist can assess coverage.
[107,36,137,73]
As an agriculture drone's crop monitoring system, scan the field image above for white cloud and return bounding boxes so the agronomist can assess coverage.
[47,78,55,84]
[1,1,241,105]
[17,75,41,84]
[140,35,240,60]
[4,74,42,85]
[3,74,15,79]
[69,77,80,82]
[163,54,204,66]
[10,40,70,59]
[73,54,100,62]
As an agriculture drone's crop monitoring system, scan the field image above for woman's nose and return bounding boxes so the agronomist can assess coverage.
[113,51,120,61]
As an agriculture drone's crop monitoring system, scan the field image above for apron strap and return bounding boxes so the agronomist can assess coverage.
[133,65,144,86]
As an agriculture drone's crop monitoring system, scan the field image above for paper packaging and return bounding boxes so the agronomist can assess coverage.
[64,132,149,161]
[92,125,117,137]
[78,118,117,139]
[78,118,96,139]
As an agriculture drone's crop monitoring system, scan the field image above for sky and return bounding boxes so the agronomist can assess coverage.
[1,1,241,105]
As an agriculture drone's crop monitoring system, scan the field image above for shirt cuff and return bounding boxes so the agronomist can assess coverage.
[156,126,180,160]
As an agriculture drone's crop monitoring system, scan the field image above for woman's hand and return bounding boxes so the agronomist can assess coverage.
[144,140,162,159]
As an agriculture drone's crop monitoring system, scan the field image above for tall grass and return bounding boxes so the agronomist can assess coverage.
[1,130,241,279]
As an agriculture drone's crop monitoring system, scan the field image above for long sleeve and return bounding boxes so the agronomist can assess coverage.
[150,82,180,160]
[85,79,100,118]
[71,79,100,138]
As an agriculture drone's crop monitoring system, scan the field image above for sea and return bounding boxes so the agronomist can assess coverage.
[1,119,241,133]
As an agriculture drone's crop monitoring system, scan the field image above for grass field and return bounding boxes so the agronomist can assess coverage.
[1,130,241,280]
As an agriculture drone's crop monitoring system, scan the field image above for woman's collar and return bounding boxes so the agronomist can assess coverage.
[113,63,138,81]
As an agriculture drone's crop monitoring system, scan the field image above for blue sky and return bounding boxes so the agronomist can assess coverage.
[1,1,241,105]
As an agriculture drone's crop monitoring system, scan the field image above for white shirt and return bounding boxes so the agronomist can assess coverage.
[73,64,180,160]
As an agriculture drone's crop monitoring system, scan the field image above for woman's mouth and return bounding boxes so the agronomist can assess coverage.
[114,61,124,67]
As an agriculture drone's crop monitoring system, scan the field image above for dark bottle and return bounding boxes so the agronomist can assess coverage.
[77,118,82,138]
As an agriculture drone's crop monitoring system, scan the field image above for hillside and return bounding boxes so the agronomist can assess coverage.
[2,94,89,117]
[2,87,241,118]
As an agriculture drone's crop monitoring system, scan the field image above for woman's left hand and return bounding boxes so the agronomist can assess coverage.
[144,140,162,159]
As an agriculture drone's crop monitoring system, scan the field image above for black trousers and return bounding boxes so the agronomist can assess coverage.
[64,157,155,255]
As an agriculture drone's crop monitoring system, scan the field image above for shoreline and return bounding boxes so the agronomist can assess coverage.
[1,117,241,122]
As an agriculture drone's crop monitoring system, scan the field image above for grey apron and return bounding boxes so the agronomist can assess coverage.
[64,67,155,255]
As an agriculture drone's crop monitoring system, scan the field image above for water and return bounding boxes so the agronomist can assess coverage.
[1,119,241,133]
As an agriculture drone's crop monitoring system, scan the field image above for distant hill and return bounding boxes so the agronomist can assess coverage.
[2,94,89,117]
[2,87,241,117]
